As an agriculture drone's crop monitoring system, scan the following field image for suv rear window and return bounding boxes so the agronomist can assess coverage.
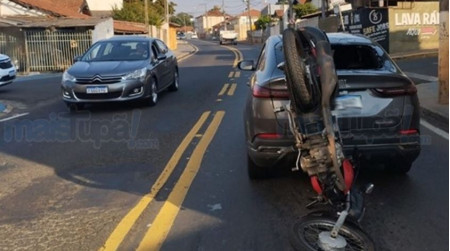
[332,44,382,70]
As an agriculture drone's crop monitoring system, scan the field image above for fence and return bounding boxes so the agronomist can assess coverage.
[0,32,25,71]
[0,30,93,72]
[24,30,92,72]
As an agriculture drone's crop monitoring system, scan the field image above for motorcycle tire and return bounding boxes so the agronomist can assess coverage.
[290,214,376,251]
[283,28,315,113]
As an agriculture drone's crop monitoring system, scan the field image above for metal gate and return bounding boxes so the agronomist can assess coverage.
[24,30,92,72]
[0,33,25,71]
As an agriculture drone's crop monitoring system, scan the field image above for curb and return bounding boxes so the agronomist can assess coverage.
[177,42,198,62]
[15,73,62,82]
[391,50,438,60]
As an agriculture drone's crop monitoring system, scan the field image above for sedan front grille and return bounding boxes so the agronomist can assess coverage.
[75,75,122,85]
[0,59,12,69]
[0,75,15,81]
[74,91,122,100]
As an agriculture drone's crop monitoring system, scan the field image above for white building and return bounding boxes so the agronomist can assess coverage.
[230,9,261,40]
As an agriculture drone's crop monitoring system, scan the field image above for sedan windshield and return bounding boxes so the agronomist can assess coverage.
[81,41,150,62]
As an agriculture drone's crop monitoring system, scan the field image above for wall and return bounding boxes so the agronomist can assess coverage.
[389,1,439,53]
[92,18,114,43]
[235,24,248,40]
[298,16,319,28]
[0,0,45,16]
[86,0,122,11]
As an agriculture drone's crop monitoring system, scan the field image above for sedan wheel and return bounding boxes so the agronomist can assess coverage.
[66,103,84,112]
[148,80,158,106]
[168,71,179,92]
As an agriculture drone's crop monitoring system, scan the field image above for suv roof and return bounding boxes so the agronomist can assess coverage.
[327,33,373,45]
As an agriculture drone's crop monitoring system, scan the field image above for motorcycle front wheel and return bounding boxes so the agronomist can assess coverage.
[290,214,375,251]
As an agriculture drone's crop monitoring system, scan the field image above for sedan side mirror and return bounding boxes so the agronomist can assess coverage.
[238,60,255,71]
[73,56,82,63]
[157,54,167,61]
[277,62,285,72]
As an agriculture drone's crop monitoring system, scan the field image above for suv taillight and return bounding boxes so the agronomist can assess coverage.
[252,85,289,99]
[372,84,417,97]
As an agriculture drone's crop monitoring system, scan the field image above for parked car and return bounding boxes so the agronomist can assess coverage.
[0,54,16,87]
[239,33,421,178]
[176,32,186,40]
[61,36,179,111]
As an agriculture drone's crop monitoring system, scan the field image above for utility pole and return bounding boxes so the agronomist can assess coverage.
[144,0,150,36]
[246,0,253,44]
[165,0,170,43]
[222,0,227,31]
[439,0,449,104]
[201,4,208,37]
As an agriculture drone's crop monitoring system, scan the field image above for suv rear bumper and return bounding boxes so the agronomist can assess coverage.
[247,136,421,168]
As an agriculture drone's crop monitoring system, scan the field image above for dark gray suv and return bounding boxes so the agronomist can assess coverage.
[61,36,178,110]
[239,33,421,178]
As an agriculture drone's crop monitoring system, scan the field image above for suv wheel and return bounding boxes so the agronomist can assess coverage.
[247,155,271,179]
[387,160,413,174]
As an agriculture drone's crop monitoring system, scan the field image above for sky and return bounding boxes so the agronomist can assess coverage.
[172,0,280,17]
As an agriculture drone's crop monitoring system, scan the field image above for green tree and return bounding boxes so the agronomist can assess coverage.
[254,15,272,30]
[112,0,177,26]
[293,3,318,18]
[170,12,193,26]
[208,5,222,13]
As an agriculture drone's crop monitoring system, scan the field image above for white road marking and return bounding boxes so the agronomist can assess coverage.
[420,119,449,140]
[0,112,29,122]
[404,72,438,82]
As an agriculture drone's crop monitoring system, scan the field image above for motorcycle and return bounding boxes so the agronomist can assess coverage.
[279,2,376,250]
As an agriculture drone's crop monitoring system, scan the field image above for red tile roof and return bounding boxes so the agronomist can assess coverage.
[275,9,284,18]
[114,20,147,34]
[237,9,261,17]
[9,0,89,18]
[207,9,225,17]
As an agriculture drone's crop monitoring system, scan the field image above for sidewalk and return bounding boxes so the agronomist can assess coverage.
[416,82,448,126]
[173,40,197,61]
[390,49,448,126]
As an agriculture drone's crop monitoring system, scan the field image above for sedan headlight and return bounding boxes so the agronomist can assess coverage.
[122,67,147,82]
[62,71,76,82]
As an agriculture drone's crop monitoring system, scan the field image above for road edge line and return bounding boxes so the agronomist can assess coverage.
[0,112,29,122]
[420,119,449,140]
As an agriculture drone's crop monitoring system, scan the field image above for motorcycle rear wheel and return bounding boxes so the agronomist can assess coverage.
[290,214,375,251]
[283,28,313,112]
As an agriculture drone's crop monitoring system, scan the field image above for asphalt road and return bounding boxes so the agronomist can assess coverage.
[0,40,447,251]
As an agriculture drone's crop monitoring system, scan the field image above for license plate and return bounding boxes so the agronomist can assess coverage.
[86,86,108,94]
[335,95,363,109]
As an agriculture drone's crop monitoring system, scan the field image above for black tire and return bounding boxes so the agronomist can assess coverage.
[386,160,412,174]
[168,70,179,92]
[290,214,375,251]
[66,103,84,112]
[247,155,271,179]
[148,78,158,106]
[283,28,314,112]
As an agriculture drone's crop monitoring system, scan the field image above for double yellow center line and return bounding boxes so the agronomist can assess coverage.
[218,83,237,96]
[100,111,225,251]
